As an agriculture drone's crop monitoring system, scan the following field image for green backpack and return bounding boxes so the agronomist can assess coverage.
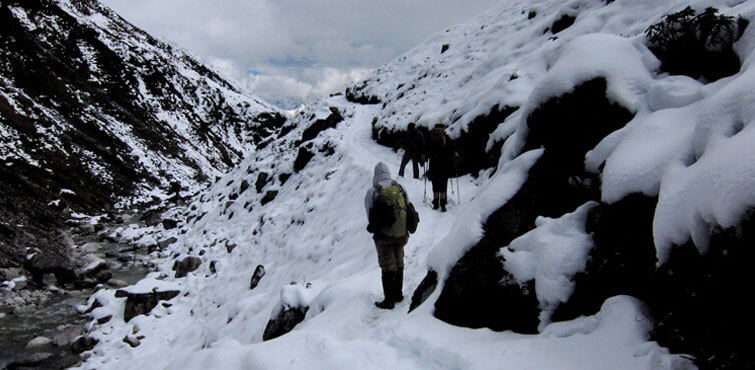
[374,184,408,238]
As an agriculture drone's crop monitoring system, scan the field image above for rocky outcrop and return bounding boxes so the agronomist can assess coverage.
[262,305,309,341]
[431,77,633,333]
[174,256,202,278]
[115,289,180,322]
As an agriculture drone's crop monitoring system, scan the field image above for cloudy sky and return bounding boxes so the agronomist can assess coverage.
[99,0,499,108]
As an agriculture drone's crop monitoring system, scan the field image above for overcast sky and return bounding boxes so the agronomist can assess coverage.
[99,0,499,108]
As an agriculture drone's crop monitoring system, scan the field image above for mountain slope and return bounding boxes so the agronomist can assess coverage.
[0,0,285,268]
[75,0,755,369]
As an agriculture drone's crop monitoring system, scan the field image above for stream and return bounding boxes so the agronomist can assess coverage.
[0,225,151,369]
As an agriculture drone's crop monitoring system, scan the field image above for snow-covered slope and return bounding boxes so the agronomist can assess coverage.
[0,0,284,267]
[76,0,755,369]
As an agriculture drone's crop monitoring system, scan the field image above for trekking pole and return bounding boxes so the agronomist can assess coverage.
[422,161,427,204]
[454,157,461,205]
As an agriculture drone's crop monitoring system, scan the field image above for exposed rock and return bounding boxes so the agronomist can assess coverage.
[239,179,250,194]
[0,267,22,281]
[107,279,129,288]
[454,104,517,176]
[158,237,178,250]
[552,194,658,322]
[141,209,164,227]
[81,242,102,253]
[441,44,450,54]
[70,335,98,354]
[649,210,755,369]
[262,305,309,341]
[162,219,178,230]
[278,173,291,185]
[11,276,29,291]
[174,256,202,278]
[345,82,381,105]
[249,265,265,290]
[433,78,633,333]
[77,256,112,285]
[24,250,77,286]
[549,14,576,34]
[115,289,180,322]
[255,172,270,193]
[300,107,343,143]
[293,147,315,173]
[409,270,437,312]
[260,191,279,206]
[52,325,83,347]
[123,335,141,347]
[25,336,52,348]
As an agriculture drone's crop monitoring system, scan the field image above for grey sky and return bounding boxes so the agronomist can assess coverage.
[99,0,499,108]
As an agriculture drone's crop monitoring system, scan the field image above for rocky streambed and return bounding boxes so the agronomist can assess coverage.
[0,214,153,369]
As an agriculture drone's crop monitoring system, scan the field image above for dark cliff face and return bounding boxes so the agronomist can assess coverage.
[0,0,286,267]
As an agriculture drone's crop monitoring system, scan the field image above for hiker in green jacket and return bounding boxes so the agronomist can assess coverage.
[364,162,410,309]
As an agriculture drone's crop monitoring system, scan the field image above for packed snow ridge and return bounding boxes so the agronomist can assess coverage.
[74,0,755,369]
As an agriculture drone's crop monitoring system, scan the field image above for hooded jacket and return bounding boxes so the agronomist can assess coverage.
[365,162,394,217]
[364,162,409,227]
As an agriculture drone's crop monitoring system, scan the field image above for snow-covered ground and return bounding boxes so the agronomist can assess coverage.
[75,0,755,368]
[76,98,688,369]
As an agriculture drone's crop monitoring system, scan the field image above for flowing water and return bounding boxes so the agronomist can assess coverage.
[0,227,151,369]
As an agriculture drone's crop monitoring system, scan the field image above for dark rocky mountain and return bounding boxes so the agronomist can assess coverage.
[0,0,286,270]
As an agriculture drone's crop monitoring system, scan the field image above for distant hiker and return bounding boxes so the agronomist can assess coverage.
[365,162,419,309]
[426,122,458,212]
[398,123,426,179]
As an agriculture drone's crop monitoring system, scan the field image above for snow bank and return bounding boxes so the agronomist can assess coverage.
[426,148,543,279]
[501,202,597,329]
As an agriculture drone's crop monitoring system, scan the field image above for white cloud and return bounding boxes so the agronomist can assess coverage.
[100,0,499,107]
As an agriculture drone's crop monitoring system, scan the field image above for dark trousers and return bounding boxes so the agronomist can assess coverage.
[374,236,407,272]
[399,152,421,179]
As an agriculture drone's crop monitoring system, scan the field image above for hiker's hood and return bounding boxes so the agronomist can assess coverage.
[373,162,392,188]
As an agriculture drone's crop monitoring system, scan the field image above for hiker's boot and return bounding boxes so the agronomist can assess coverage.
[375,271,395,309]
[440,198,447,212]
[432,198,439,210]
[394,269,404,303]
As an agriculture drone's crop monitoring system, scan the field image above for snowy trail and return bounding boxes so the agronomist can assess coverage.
[77,97,682,369]
[68,0,748,365]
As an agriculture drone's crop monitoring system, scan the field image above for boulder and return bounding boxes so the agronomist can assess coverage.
[76,256,112,287]
[123,335,141,347]
[249,265,265,290]
[262,305,309,341]
[116,289,180,322]
[141,209,163,227]
[52,325,83,347]
[174,256,202,278]
[24,251,77,286]
[162,219,178,229]
[158,237,178,250]
[107,279,129,288]
[81,242,102,253]
[26,336,52,348]
[70,335,98,354]
[0,267,22,281]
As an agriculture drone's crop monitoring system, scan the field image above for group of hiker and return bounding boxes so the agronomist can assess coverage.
[398,122,458,212]
[365,122,458,309]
